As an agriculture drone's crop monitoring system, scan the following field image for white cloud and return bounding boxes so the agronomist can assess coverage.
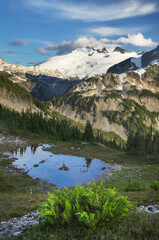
[27,39,52,45]
[36,34,158,56]
[36,37,120,55]
[37,47,53,56]
[115,33,158,47]
[90,26,146,37]
[43,37,117,55]
[24,0,159,22]
[90,27,124,36]
[100,38,111,43]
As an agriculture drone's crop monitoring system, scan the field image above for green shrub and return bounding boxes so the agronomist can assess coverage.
[39,181,131,228]
[125,180,144,192]
[150,181,159,191]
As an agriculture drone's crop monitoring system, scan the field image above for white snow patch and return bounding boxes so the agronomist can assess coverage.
[119,73,127,81]
[134,68,145,77]
[118,73,127,91]
[151,59,159,64]
[132,79,136,85]
[116,86,123,91]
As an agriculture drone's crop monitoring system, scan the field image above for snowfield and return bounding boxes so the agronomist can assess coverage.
[37,48,140,79]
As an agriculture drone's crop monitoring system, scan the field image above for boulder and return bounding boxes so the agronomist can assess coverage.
[138,205,159,213]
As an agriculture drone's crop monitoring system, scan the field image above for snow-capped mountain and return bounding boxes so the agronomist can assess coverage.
[0,47,141,80]
[0,46,158,82]
[37,47,140,79]
[0,45,159,101]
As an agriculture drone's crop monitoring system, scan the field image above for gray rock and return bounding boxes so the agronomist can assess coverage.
[107,58,138,74]
[138,205,159,213]
[0,211,43,238]
[141,45,159,68]
[114,47,128,54]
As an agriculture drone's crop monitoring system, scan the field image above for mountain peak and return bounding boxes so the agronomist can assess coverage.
[114,47,128,54]
[85,46,108,53]
[95,47,108,53]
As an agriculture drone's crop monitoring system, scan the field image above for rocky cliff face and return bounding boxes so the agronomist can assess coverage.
[107,45,159,74]
[142,45,159,68]
[107,58,138,74]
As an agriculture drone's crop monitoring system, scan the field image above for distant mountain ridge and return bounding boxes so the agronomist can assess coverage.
[0,45,158,81]
[0,46,142,80]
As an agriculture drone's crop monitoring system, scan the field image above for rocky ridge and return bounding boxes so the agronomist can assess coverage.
[108,45,159,74]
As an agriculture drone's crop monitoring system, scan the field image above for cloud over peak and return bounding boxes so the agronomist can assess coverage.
[36,34,158,57]
[37,47,53,56]
[37,37,116,55]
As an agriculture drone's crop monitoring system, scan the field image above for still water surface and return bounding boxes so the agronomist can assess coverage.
[11,145,110,188]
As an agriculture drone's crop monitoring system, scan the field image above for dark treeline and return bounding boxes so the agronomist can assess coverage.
[0,104,118,147]
[127,128,159,155]
[0,104,82,141]
[0,104,159,156]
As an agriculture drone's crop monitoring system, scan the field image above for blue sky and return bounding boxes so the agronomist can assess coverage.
[0,0,158,65]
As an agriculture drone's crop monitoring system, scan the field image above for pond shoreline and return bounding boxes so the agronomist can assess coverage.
[5,144,117,189]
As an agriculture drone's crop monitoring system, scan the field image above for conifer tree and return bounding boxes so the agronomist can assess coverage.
[83,120,95,142]
[152,133,158,155]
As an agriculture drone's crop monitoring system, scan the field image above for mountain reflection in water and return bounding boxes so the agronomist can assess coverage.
[11,145,110,188]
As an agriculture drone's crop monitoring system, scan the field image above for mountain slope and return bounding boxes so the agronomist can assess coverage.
[51,63,159,140]
[0,74,50,113]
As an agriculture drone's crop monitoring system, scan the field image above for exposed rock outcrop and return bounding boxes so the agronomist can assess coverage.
[141,45,159,68]
[0,211,42,238]
[138,205,159,213]
[114,47,128,54]
[107,58,138,74]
